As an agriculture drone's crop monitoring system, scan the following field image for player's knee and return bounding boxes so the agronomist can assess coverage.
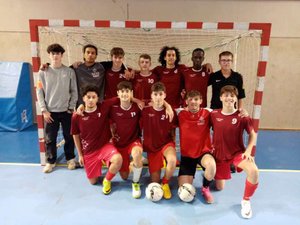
[215,181,225,191]
[247,165,259,180]
[120,172,129,180]
[166,158,177,168]
[88,178,98,185]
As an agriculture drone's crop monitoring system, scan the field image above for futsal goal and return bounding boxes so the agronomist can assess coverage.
[29,19,271,165]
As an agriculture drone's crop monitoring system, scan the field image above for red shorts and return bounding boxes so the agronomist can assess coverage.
[215,153,244,180]
[83,143,119,179]
[117,140,142,172]
[147,142,176,173]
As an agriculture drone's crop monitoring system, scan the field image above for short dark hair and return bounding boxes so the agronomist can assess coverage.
[47,43,65,54]
[219,51,233,59]
[110,47,125,57]
[186,90,202,100]
[192,48,205,55]
[151,82,166,93]
[81,85,100,97]
[117,81,133,91]
[158,46,181,67]
[139,54,151,61]
[83,44,98,55]
[220,85,238,97]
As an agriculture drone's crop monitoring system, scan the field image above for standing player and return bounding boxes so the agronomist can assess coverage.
[182,48,211,108]
[71,85,123,195]
[141,82,178,199]
[109,81,143,198]
[133,54,159,104]
[152,46,185,109]
[104,47,133,99]
[36,43,78,173]
[208,51,245,110]
[211,85,259,219]
[178,90,216,203]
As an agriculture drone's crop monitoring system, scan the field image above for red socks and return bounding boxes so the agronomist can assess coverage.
[161,177,169,185]
[105,171,116,181]
[243,179,258,200]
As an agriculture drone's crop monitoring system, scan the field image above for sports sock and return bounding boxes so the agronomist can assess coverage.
[243,179,258,200]
[203,176,212,188]
[161,176,169,185]
[132,165,142,183]
[105,171,116,181]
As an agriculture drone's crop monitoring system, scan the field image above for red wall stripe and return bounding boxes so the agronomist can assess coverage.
[156,21,171,28]
[125,21,141,28]
[218,22,234,29]
[186,22,202,29]
[29,19,49,42]
[64,20,80,26]
[95,20,110,27]
[254,91,263,105]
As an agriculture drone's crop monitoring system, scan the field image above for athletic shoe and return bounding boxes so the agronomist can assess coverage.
[201,186,214,204]
[102,178,111,195]
[43,163,56,173]
[67,159,76,170]
[132,182,141,199]
[162,183,172,199]
[241,200,253,219]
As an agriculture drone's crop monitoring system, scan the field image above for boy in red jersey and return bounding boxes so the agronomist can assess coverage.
[71,85,123,195]
[152,46,185,109]
[210,85,258,219]
[178,90,216,203]
[141,82,178,199]
[133,54,159,104]
[109,81,143,198]
[182,48,211,108]
[104,47,133,99]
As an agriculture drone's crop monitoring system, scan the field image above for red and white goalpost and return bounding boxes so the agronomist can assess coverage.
[29,19,271,165]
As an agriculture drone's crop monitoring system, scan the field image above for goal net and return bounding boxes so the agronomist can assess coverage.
[38,26,261,116]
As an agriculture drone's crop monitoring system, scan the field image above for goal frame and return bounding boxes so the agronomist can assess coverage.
[29,19,271,165]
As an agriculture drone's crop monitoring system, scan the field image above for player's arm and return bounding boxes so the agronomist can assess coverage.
[163,101,174,122]
[69,69,78,112]
[203,63,214,74]
[132,97,145,110]
[242,129,257,162]
[73,134,84,167]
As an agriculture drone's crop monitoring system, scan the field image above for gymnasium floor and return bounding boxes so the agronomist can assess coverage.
[0,125,300,225]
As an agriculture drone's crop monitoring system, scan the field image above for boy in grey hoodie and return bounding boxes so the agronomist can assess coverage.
[37,43,78,173]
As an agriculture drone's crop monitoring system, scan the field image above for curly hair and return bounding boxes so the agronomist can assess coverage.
[158,46,181,67]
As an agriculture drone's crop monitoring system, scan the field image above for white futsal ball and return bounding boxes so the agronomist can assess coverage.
[145,182,164,202]
[178,183,196,202]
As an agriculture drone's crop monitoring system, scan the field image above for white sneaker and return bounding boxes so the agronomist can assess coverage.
[43,163,56,173]
[67,159,76,170]
[241,200,253,219]
[132,182,141,199]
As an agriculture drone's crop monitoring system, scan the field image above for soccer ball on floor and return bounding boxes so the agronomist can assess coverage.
[145,182,164,202]
[178,183,196,202]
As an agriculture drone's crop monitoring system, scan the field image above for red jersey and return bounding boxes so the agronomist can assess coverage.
[182,67,210,108]
[133,72,158,103]
[109,103,141,148]
[141,106,178,153]
[71,98,118,155]
[104,68,132,99]
[210,110,254,162]
[178,108,212,158]
[153,65,185,108]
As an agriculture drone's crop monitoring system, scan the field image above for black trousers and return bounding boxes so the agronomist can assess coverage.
[44,112,75,164]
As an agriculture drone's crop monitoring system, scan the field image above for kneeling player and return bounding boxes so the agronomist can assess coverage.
[71,85,123,195]
[211,85,259,219]
[109,81,143,198]
[141,82,178,199]
[178,90,216,203]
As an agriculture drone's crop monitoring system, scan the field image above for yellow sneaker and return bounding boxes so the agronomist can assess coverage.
[43,163,56,173]
[162,183,172,199]
[67,159,76,170]
[102,178,111,195]
[132,182,141,199]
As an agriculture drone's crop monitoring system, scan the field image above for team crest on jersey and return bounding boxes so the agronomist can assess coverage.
[117,113,123,116]
[190,73,197,78]
[90,68,100,78]
[216,118,223,122]
[174,69,178,73]
[148,113,155,117]
[197,116,205,125]
[83,116,89,121]
[231,118,237,124]
[202,72,206,77]
[108,73,114,77]
[163,71,170,74]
